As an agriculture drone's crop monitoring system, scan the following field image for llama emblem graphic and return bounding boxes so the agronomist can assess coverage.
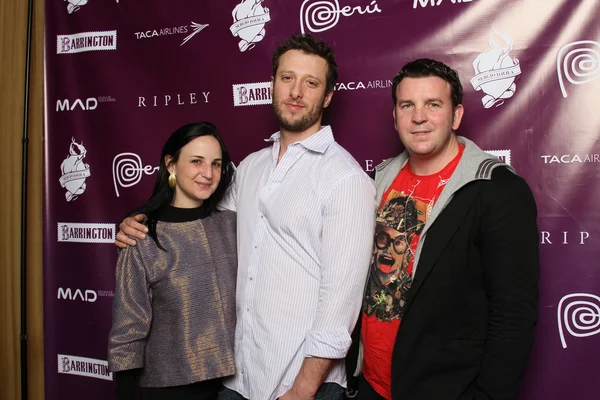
[470,27,522,108]
[230,0,271,52]
[64,0,88,14]
[59,138,91,202]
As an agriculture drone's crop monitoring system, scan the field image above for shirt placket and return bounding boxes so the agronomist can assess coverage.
[242,144,301,397]
[239,163,271,391]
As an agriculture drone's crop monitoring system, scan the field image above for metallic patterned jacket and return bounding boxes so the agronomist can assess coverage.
[108,208,237,388]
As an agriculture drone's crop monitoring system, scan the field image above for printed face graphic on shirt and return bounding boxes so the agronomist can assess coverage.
[364,191,425,322]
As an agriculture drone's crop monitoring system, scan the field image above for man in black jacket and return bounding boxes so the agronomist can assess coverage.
[348,58,539,400]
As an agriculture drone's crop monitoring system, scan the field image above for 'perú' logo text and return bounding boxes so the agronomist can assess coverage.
[300,0,381,35]
[230,0,271,52]
[232,82,271,106]
[135,21,208,46]
[137,92,210,107]
[59,138,90,202]
[58,222,116,243]
[112,152,158,197]
[413,0,475,9]
[57,30,117,54]
[58,354,113,381]
[64,0,120,14]
[557,40,600,98]
[57,288,97,302]
[541,154,600,163]
[470,27,521,108]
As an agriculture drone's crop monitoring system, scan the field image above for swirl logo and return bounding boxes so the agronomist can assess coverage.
[557,293,600,349]
[557,40,600,98]
[112,152,158,197]
[300,0,381,35]
[301,0,340,34]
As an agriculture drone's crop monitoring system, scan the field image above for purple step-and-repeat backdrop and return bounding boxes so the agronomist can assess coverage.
[43,0,600,399]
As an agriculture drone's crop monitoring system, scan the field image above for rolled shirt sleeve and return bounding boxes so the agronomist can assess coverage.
[304,174,376,359]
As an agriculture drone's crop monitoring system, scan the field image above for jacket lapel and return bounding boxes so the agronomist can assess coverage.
[406,183,480,304]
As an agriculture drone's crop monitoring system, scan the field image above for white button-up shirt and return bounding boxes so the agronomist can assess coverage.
[221,126,376,400]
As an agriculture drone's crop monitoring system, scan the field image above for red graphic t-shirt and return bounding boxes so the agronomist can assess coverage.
[361,145,464,399]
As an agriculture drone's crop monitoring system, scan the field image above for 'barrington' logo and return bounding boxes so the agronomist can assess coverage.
[232,82,271,106]
[57,223,116,243]
[57,30,117,54]
[58,354,113,381]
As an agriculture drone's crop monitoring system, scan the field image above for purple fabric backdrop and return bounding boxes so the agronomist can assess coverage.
[43,0,600,398]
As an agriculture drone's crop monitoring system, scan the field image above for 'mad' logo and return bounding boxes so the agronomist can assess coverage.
[57,30,117,54]
[56,98,98,111]
[57,288,98,302]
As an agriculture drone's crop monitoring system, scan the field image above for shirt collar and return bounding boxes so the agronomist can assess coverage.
[264,125,335,154]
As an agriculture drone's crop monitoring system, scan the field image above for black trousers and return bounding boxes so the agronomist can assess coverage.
[140,378,222,400]
[354,374,386,400]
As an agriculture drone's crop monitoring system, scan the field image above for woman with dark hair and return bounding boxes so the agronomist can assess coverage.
[107,122,237,400]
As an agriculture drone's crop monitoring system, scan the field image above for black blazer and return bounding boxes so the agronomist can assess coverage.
[349,167,539,400]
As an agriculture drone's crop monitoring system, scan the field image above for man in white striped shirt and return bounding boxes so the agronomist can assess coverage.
[117,34,375,400]
[219,35,375,400]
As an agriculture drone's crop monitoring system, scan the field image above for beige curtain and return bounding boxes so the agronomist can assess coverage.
[0,0,45,398]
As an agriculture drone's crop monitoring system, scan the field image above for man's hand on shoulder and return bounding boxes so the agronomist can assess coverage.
[114,214,148,249]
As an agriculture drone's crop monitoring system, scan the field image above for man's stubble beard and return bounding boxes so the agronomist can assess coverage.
[272,91,326,133]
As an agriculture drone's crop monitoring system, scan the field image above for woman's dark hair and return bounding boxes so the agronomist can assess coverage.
[129,122,234,250]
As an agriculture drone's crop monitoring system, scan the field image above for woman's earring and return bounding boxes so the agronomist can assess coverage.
[168,171,177,189]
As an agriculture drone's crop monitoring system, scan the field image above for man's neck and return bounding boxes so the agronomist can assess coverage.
[409,136,460,176]
[277,124,323,163]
